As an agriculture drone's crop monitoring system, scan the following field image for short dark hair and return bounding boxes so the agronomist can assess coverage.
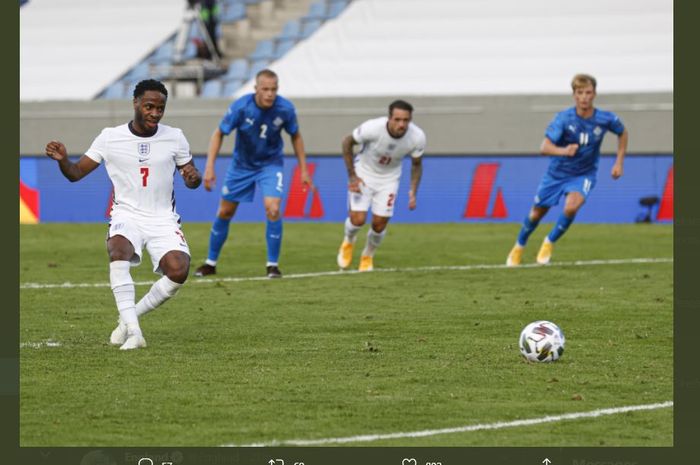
[133,79,168,99]
[388,99,413,117]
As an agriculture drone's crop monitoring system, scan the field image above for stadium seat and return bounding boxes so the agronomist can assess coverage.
[305,2,328,20]
[183,40,198,60]
[150,63,172,80]
[101,82,127,100]
[221,3,246,23]
[273,38,297,60]
[124,81,140,99]
[249,39,275,61]
[123,62,150,82]
[222,79,245,96]
[327,0,349,18]
[225,58,249,81]
[300,19,322,39]
[148,40,175,65]
[201,79,223,98]
[278,20,301,41]
[248,59,270,79]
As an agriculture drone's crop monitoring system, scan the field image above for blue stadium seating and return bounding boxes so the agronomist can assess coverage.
[248,59,270,79]
[222,79,245,96]
[101,82,127,100]
[278,20,301,41]
[300,19,322,39]
[224,58,249,81]
[273,39,297,60]
[305,2,327,20]
[124,81,140,99]
[221,2,246,23]
[148,40,175,65]
[201,79,224,98]
[123,62,150,82]
[98,0,351,100]
[249,39,275,61]
[327,0,349,18]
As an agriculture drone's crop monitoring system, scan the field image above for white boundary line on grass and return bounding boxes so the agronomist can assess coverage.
[19,340,62,349]
[20,257,673,290]
[223,400,674,447]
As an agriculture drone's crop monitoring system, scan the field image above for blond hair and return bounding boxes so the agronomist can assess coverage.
[256,69,278,82]
[571,73,597,91]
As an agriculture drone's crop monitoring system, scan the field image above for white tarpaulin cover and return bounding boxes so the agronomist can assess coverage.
[235,0,673,97]
[21,0,186,101]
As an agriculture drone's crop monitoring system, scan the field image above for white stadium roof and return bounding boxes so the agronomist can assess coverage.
[20,0,672,101]
[20,0,185,101]
[235,0,673,97]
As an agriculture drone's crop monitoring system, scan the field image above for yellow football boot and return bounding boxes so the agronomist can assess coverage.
[358,255,374,272]
[506,244,524,267]
[337,240,354,269]
[536,239,553,265]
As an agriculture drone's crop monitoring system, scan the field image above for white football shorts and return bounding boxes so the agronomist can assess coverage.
[348,177,400,218]
[108,214,190,273]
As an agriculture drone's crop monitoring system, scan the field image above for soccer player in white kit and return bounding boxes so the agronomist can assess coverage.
[45,79,202,350]
[337,100,426,271]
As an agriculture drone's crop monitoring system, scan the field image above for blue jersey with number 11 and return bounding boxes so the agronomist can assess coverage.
[219,93,299,171]
[545,107,625,178]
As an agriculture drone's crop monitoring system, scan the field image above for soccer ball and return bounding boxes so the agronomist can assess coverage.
[518,320,565,362]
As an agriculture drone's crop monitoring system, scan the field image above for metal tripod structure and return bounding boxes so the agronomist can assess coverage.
[173,3,222,65]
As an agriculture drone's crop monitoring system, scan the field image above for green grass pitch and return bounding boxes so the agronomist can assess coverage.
[20,222,672,446]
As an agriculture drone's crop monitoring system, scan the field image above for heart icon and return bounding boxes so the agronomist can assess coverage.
[402,459,418,465]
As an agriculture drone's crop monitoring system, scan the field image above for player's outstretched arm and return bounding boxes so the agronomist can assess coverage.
[178,160,202,189]
[341,134,363,192]
[45,140,99,182]
[611,128,629,180]
[203,128,225,191]
[540,137,578,157]
[291,132,315,192]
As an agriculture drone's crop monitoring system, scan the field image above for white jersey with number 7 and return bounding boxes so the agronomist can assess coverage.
[85,123,192,222]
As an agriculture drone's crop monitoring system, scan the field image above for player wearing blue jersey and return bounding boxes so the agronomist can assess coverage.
[195,69,313,278]
[506,74,628,266]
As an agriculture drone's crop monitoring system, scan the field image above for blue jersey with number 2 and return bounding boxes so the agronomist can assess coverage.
[544,107,625,179]
[220,93,299,171]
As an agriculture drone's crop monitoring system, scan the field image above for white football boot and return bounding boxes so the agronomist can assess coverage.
[119,334,147,350]
[109,321,128,346]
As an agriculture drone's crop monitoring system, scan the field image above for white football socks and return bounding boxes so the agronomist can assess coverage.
[344,217,361,243]
[135,275,182,317]
[362,228,386,257]
[109,260,142,336]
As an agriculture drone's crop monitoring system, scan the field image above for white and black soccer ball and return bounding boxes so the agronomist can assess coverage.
[519,320,565,362]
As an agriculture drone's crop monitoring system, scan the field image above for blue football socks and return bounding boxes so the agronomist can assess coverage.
[266,219,283,264]
[207,217,231,262]
[547,214,575,243]
[516,216,540,246]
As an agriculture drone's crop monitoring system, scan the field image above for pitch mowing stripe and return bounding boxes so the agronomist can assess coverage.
[224,401,673,447]
[19,257,672,290]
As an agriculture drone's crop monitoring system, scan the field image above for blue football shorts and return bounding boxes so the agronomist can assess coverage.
[533,173,597,208]
[221,164,284,202]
